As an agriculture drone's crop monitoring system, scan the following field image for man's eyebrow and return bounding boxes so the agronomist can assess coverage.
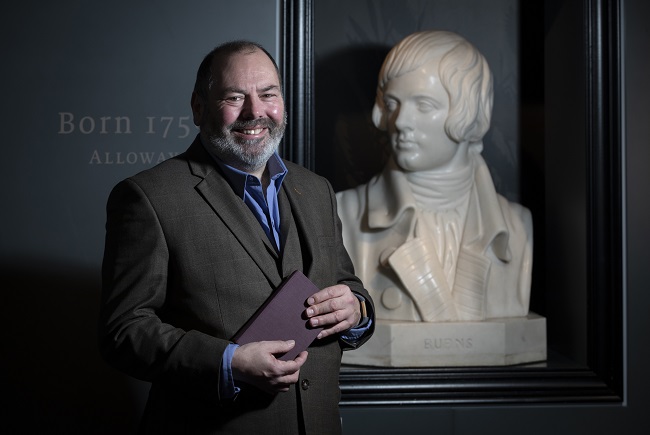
[220,84,281,95]
[259,84,281,93]
[221,86,245,94]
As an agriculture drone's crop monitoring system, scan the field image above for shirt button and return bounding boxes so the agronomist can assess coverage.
[301,379,310,390]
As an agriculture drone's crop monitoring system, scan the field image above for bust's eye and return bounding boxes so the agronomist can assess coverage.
[384,99,398,112]
[416,98,440,112]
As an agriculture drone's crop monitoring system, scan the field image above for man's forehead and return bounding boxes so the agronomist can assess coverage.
[212,49,274,72]
[210,50,280,89]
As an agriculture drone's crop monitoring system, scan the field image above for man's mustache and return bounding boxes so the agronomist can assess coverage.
[229,118,279,131]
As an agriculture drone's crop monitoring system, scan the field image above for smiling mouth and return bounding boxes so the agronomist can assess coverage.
[242,128,264,135]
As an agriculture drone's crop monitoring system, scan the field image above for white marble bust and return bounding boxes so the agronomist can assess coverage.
[336,30,533,323]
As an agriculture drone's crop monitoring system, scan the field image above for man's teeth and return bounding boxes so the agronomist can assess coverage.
[243,128,263,135]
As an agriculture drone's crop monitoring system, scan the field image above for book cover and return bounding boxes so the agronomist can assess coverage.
[231,270,323,361]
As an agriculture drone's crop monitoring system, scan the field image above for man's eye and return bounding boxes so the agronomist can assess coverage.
[221,95,243,103]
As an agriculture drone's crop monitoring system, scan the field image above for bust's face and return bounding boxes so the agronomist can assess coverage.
[382,56,462,172]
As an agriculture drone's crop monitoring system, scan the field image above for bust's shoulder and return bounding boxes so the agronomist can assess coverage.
[335,181,370,222]
[497,194,533,239]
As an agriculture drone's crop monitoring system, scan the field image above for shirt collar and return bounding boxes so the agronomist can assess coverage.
[202,141,288,199]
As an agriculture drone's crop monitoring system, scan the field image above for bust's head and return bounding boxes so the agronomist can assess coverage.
[372,30,493,171]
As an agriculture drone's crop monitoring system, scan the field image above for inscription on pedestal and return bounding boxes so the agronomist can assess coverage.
[341,314,547,367]
[424,337,474,351]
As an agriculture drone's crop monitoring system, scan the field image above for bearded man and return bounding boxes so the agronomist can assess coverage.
[99,40,374,435]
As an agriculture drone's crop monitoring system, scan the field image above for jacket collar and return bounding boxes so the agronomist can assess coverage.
[185,135,284,287]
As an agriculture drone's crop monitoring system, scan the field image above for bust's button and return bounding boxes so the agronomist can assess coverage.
[382,286,403,310]
[301,379,310,390]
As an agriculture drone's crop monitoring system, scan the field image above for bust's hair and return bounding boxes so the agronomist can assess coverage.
[193,40,282,99]
[372,30,493,145]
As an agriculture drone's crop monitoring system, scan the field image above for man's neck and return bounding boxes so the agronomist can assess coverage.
[198,133,270,185]
[256,166,270,189]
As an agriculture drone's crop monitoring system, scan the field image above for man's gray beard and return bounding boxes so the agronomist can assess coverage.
[205,122,285,173]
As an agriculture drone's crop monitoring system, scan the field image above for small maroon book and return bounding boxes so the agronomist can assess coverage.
[231,270,323,361]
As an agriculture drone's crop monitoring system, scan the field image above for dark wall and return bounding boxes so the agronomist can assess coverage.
[623,0,650,424]
[2,1,647,434]
[0,2,279,433]
[314,0,522,201]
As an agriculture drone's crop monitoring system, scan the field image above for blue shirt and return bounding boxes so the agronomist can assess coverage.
[208,148,371,399]
[216,152,287,251]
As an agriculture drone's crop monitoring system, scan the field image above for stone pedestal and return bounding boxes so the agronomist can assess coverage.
[343,313,547,367]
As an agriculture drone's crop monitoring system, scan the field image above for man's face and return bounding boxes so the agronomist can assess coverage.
[192,48,286,172]
[382,56,461,172]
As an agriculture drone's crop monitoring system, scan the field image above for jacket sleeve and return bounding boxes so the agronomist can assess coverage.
[326,180,376,350]
[98,178,228,401]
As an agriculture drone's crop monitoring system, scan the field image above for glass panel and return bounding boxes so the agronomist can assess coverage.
[309,0,624,404]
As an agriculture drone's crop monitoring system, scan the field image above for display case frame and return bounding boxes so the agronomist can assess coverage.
[280,0,624,406]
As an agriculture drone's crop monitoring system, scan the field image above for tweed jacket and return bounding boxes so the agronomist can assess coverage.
[99,136,373,434]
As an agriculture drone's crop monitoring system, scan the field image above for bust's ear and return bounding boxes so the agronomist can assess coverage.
[372,103,387,131]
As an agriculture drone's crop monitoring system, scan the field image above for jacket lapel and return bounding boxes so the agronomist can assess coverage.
[278,187,304,277]
[281,173,317,277]
[185,137,283,287]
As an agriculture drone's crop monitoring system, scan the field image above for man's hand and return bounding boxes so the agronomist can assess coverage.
[306,284,362,340]
[231,340,308,395]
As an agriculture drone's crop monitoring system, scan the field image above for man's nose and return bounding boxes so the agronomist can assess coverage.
[242,95,263,119]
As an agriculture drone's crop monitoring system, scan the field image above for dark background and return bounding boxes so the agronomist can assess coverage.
[0,1,279,432]
[1,1,648,434]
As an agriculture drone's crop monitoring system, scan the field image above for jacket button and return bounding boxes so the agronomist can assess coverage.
[301,379,310,390]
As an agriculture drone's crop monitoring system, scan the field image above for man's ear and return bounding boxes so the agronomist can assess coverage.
[190,91,204,126]
[372,102,387,131]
